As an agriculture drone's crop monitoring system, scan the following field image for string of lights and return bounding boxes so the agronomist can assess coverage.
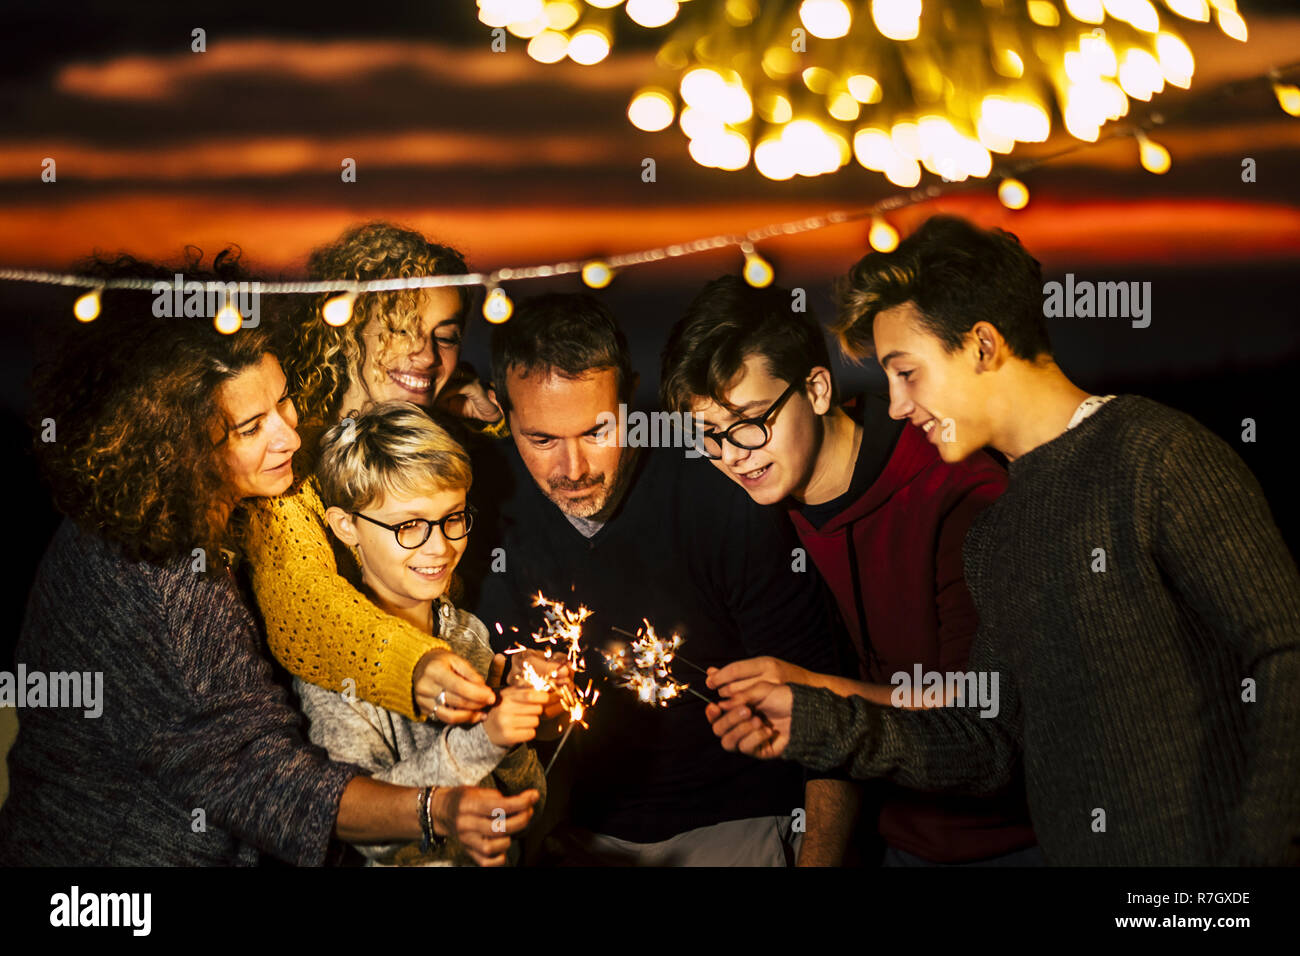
[0,59,1294,332]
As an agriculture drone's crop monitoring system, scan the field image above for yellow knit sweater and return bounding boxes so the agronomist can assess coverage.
[241,476,448,721]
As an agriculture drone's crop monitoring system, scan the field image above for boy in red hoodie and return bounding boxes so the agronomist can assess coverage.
[660,275,1038,866]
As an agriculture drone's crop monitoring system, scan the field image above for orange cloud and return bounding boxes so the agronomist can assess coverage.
[55,37,657,103]
[0,195,1293,279]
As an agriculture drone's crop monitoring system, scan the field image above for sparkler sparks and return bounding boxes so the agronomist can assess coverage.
[507,592,592,673]
[603,619,714,707]
[506,594,600,776]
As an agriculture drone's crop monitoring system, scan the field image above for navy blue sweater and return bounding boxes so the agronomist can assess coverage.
[473,443,836,843]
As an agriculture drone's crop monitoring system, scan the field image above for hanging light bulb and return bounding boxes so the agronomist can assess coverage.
[483,284,514,323]
[1272,80,1300,117]
[214,293,243,334]
[581,260,614,289]
[321,291,356,327]
[625,0,680,29]
[1215,4,1248,42]
[800,0,853,39]
[1136,130,1171,174]
[871,0,921,41]
[73,288,102,322]
[997,177,1030,209]
[868,216,900,253]
[628,89,676,132]
[740,243,773,288]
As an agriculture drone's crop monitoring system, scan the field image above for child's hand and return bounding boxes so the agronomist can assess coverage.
[508,649,573,719]
[414,649,496,724]
[483,686,549,748]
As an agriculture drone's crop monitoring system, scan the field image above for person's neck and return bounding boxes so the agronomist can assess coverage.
[336,380,370,424]
[798,407,862,505]
[990,363,1092,463]
[361,576,433,633]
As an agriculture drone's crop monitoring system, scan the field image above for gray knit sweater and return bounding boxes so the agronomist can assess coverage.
[786,395,1300,865]
[295,596,545,866]
[0,519,361,866]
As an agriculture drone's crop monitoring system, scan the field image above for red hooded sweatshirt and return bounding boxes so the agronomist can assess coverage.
[789,397,1037,863]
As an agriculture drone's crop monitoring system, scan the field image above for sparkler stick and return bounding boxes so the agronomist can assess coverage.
[543,723,574,776]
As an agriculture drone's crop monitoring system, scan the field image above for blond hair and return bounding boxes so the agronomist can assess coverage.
[315,402,472,513]
[283,222,471,428]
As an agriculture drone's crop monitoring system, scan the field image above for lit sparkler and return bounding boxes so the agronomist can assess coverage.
[603,619,715,707]
[505,592,592,674]
[506,595,600,776]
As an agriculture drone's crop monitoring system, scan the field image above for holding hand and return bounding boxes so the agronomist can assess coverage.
[415,648,497,724]
[706,656,809,698]
[508,649,573,721]
[483,686,550,748]
[432,786,539,867]
[705,681,793,759]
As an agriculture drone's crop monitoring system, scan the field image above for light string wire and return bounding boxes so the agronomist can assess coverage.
[0,60,1294,300]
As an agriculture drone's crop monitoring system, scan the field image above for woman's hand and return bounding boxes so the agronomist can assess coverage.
[414,648,496,724]
[435,362,503,424]
[705,656,810,699]
[483,686,549,748]
[432,786,539,866]
[705,682,793,759]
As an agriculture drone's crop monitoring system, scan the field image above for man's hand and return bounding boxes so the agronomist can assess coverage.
[432,787,539,867]
[706,656,810,698]
[706,681,793,759]
[414,648,496,724]
[435,362,504,424]
[483,686,550,748]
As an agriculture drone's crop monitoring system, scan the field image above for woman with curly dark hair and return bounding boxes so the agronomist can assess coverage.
[244,222,543,741]
[0,254,537,866]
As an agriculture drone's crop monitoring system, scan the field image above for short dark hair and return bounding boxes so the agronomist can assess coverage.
[489,292,635,414]
[660,275,836,414]
[834,215,1050,362]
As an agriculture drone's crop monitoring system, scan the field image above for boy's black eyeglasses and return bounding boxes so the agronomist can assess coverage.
[693,381,800,460]
[352,506,477,549]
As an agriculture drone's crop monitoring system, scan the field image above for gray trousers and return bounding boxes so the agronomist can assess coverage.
[552,815,802,866]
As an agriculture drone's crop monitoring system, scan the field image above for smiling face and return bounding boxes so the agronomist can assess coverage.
[873,300,993,462]
[352,287,463,410]
[505,366,627,518]
[338,486,469,612]
[216,352,302,499]
[688,353,824,505]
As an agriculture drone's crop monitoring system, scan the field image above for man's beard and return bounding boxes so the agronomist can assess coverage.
[545,450,635,519]
[545,473,609,518]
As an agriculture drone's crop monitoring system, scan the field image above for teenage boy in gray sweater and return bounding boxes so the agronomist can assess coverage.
[708,215,1300,865]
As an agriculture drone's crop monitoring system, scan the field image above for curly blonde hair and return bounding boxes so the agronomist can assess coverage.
[281,222,472,429]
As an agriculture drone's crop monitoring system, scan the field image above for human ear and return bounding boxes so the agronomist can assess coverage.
[971,322,1001,372]
[805,367,835,415]
[325,505,360,548]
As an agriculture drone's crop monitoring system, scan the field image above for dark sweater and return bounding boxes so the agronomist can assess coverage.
[475,443,836,843]
[784,395,1300,865]
[0,519,360,866]
[790,395,1036,863]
